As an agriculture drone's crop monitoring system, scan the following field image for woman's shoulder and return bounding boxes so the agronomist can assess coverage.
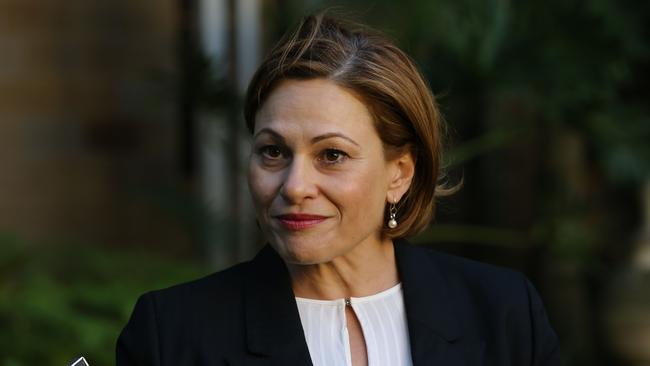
[400,241,527,279]
[429,247,529,288]
[397,241,560,364]
[116,260,260,365]
[397,241,544,309]
[118,260,254,345]
[140,259,251,310]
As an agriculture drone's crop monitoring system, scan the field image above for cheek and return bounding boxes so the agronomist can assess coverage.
[326,165,387,214]
[247,165,278,208]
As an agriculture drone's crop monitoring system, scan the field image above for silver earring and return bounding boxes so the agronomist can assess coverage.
[388,200,398,228]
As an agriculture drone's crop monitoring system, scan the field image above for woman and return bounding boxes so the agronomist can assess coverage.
[117,13,560,366]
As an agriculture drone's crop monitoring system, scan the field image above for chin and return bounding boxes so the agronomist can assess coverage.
[271,238,338,265]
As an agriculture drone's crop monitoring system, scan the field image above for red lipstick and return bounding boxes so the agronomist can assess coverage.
[275,213,328,230]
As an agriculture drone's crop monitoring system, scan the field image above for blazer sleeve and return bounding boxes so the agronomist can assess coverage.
[525,278,561,366]
[116,293,161,366]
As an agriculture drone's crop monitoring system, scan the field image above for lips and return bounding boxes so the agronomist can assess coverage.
[274,213,329,230]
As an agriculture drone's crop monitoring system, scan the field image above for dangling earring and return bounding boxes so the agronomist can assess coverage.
[388,199,398,228]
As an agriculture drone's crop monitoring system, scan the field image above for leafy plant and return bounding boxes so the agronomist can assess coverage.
[0,234,206,366]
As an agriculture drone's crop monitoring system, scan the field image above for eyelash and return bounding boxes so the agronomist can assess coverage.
[258,145,285,160]
[257,145,349,165]
[318,149,348,164]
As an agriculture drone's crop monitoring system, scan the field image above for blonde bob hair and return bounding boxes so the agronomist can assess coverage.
[244,12,451,238]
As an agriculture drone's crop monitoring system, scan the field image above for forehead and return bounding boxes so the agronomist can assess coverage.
[254,79,376,137]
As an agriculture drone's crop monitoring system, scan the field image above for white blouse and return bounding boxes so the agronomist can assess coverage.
[295,283,414,366]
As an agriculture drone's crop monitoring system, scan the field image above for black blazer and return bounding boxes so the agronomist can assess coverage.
[116,239,560,365]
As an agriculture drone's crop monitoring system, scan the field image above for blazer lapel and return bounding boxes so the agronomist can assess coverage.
[395,239,485,366]
[235,245,313,366]
[230,241,483,366]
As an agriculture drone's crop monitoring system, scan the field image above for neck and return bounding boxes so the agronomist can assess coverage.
[287,238,399,300]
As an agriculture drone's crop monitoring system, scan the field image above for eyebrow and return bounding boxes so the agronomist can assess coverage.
[253,128,286,143]
[253,128,360,147]
[312,132,360,147]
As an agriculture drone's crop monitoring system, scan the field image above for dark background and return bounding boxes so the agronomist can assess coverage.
[1,0,649,364]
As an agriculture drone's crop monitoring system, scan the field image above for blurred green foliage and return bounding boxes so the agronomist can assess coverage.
[0,233,206,366]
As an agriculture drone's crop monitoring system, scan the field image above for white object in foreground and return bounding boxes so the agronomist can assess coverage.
[69,357,89,366]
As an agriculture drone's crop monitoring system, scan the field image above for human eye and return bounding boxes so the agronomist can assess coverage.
[318,148,349,165]
[257,145,287,162]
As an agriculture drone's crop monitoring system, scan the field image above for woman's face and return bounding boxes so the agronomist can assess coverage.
[248,78,407,265]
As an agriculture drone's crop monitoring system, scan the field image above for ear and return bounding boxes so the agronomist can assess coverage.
[386,151,415,203]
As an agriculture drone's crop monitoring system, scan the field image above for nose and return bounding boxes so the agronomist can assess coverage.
[280,156,318,204]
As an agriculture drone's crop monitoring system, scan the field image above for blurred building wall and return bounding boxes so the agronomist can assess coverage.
[0,0,191,250]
